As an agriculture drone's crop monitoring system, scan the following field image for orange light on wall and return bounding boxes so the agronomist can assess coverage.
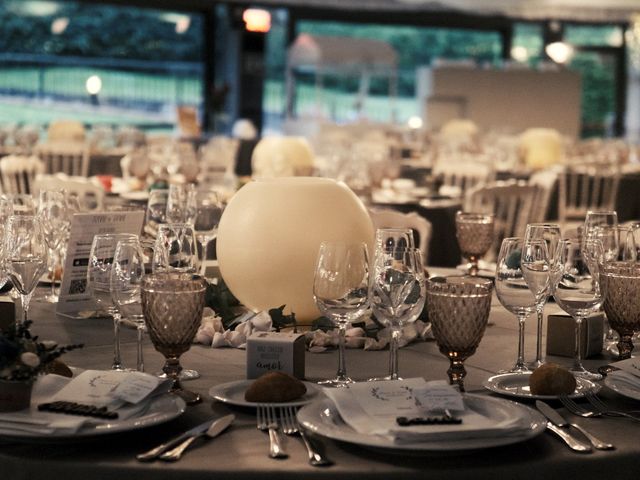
[242,9,270,33]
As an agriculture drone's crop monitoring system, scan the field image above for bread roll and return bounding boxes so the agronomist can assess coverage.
[529,363,577,396]
[244,371,307,403]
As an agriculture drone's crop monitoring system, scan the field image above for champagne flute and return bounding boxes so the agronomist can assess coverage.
[369,246,425,380]
[4,215,48,325]
[583,210,618,272]
[494,237,539,373]
[455,211,495,276]
[313,241,370,387]
[193,189,224,277]
[88,233,138,370]
[523,223,561,368]
[37,189,68,303]
[110,236,146,371]
[553,238,603,380]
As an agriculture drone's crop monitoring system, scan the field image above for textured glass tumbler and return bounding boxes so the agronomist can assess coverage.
[141,272,206,404]
[601,262,640,360]
[455,212,495,276]
[426,276,493,391]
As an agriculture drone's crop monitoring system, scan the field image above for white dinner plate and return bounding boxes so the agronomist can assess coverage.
[297,394,546,453]
[604,374,640,401]
[483,372,600,400]
[0,394,186,442]
[209,379,321,408]
[119,191,149,202]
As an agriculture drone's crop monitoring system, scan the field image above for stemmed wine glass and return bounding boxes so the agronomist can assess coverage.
[0,196,14,292]
[494,237,540,374]
[553,238,603,380]
[110,236,146,371]
[455,211,495,276]
[375,227,415,251]
[583,210,618,270]
[141,272,207,405]
[152,223,198,274]
[313,241,370,387]
[145,189,169,226]
[426,276,493,391]
[369,246,425,380]
[193,189,225,277]
[522,223,561,368]
[88,233,138,370]
[166,184,197,224]
[4,215,48,325]
[37,189,68,303]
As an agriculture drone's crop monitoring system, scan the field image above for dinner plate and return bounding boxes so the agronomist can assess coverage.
[0,394,186,442]
[209,379,321,408]
[297,394,546,453]
[604,374,640,401]
[119,191,149,202]
[483,372,600,400]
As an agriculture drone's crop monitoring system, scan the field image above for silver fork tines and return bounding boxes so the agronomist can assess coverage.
[257,404,288,459]
[281,406,333,467]
[584,392,640,422]
[559,395,599,418]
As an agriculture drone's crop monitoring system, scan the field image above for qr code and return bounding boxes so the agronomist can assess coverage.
[68,279,87,295]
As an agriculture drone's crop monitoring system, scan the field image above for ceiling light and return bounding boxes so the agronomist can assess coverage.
[545,41,574,64]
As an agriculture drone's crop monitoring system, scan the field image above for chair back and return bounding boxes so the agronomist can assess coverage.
[34,142,90,177]
[432,158,493,196]
[368,207,433,264]
[47,120,86,143]
[0,155,44,195]
[558,161,620,226]
[464,180,539,260]
[32,173,104,211]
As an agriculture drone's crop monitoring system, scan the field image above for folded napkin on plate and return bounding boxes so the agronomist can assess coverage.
[323,378,528,444]
[0,370,171,436]
[608,370,640,391]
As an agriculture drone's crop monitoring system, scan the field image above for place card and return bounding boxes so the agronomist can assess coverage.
[246,331,305,379]
[56,210,144,317]
[413,381,465,413]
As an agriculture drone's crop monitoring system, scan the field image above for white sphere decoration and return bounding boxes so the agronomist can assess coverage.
[217,177,374,324]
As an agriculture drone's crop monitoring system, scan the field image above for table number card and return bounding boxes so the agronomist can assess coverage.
[56,210,144,318]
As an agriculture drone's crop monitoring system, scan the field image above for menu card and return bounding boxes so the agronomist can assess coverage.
[56,210,144,318]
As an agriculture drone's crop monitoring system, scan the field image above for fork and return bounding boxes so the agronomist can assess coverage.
[584,392,640,422]
[560,395,640,423]
[281,406,333,467]
[256,404,288,459]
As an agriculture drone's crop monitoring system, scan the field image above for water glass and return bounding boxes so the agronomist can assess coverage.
[455,211,495,276]
[145,188,169,226]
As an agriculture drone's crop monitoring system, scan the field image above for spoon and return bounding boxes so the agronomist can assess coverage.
[160,414,235,461]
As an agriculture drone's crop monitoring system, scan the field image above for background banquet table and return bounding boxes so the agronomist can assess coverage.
[2,274,640,480]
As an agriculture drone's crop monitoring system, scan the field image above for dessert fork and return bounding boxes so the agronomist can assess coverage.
[281,406,333,467]
[256,404,288,459]
[584,392,640,422]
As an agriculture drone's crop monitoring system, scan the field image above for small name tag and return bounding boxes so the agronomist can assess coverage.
[414,381,465,412]
[246,331,305,379]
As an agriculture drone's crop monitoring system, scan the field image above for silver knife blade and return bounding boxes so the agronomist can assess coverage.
[536,400,569,427]
[159,414,235,461]
[535,400,591,452]
[136,418,218,462]
[203,413,235,439]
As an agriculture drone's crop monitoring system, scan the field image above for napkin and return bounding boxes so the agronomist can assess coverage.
[323,379,528,444]
[608,370,640,392]
[0,371,172,436]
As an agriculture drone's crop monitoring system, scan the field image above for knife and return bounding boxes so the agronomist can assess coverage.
[136,417,222,462]
[159,414,235,461]
[535,400,592,453]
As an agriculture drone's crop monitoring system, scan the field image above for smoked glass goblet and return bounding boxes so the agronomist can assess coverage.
[455,211,495,276]
[141,272,207,405]
[426,276,493,391]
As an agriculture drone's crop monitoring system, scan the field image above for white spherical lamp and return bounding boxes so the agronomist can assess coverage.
[217,177,374,324]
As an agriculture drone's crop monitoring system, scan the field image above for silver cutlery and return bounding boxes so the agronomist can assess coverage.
[257,404,288,459]
[535,400,592,452]
[136,417,222,462]
[281,406,333,467]
[536,400,613,451]
[584,391,640,422]
[159,414,235,461]
[561,394,640,423]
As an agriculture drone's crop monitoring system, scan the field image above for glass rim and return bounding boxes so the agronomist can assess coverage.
[141,272,207,293]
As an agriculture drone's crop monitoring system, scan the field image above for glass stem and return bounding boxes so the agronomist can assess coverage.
[136,325,145,372]
[515,313,527,371]
[336,322,348,381]
[534,304,544,365]
[20,293,32,325]
[112,313,123,371]
[198,236,210,277]
[49,247,57,298]
[388,328,401,380]
[573,316,585,371]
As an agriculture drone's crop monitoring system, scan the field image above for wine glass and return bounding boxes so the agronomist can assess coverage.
[375,227,415,251]
[583,210,618,271]
[145,188,169,226]
[600,262,640,360]
[193,189,224,277]
[523,223,561,368]
[152,223,198,274]
[426,276,493,391]
[88,232,138,370]
[313,241,370,387]
[0,196,14,291]
[455,211,495,276]
[37,189,68,303]
[110,236,146,372]
[494,237,539,374]
[141,272,207,405]
[553,238,603,380]
[4,215,48,325]
[166,184,197,224]
[369,246,425,380]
